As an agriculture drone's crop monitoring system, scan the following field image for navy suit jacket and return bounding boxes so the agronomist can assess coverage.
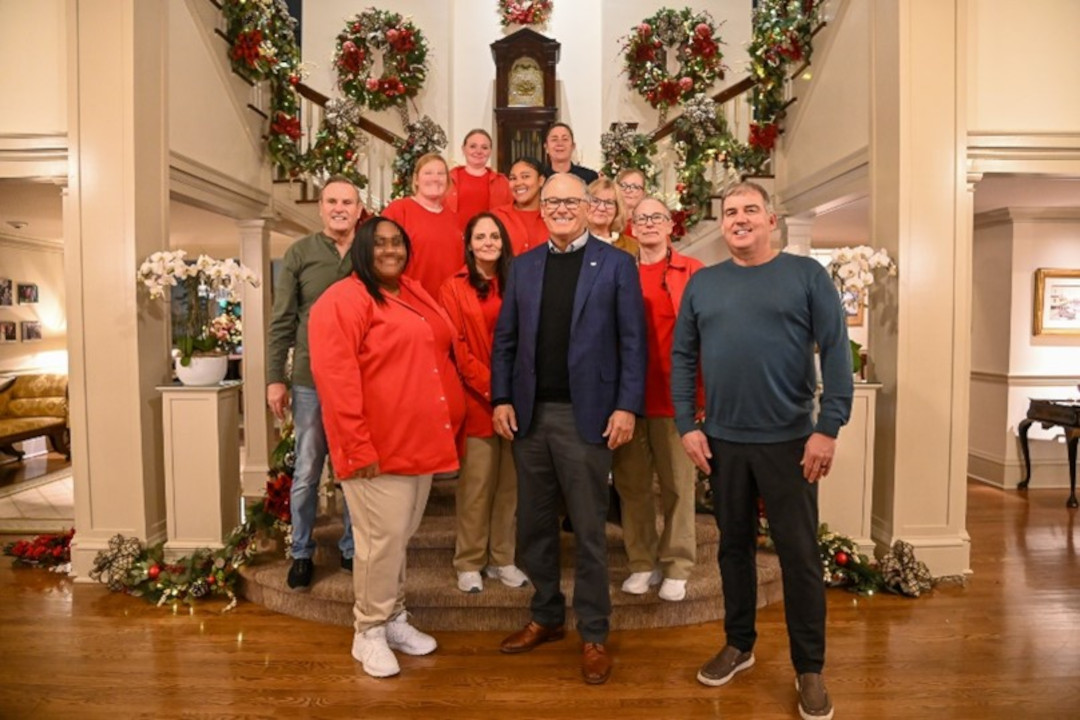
[491,235,647,444]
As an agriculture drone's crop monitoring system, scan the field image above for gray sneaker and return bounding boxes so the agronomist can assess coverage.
[696,645,755,686]
[796,673,834,720]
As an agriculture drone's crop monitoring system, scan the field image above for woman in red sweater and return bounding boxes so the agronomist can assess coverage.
[438,213,528,594]
[491,156,548,255]
[445,129,512,232]
[309,216,466,679]
[382,153,462,298]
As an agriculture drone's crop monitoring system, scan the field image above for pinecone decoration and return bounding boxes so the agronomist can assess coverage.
[189,579,210,599]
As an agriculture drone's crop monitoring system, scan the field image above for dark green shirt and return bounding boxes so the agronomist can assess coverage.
[266,233,353,389]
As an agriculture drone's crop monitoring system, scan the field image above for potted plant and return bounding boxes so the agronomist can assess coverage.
[828,246,896,377]
[137,250,260,385]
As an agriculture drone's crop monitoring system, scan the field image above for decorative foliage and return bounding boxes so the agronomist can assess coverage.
[4,528,74,569]
[391,115,448,200]
[670,94,728,234]
[334,9,429,112]
[206,311,244,354]
[621,8,724,117]
[600,123,658,183]
[827,246,897,315]
[88,428,297,611]
[498,0,553,28]
[137,251,260,365]
[818,524,882,595]
[303,98,370,189]
[878,539,934,597]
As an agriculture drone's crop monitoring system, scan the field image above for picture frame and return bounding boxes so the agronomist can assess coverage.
[20,321,42,342]
[1033,268,1080,336]
[842,290,865,327]
[0,321,16,343]
[0,278,12,306]
[17,283,38,305]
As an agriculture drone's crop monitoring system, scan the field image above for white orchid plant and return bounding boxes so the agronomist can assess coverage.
[137,250,260,365]
[827,246,897,315]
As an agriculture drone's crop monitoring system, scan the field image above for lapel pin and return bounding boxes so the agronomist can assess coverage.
[590,261,597,266]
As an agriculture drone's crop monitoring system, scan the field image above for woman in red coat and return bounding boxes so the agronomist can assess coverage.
[438,213,528,594]
[491,156,548,255]
[309,216,466,679]
[382,153,461,298]
[444,129,512,232]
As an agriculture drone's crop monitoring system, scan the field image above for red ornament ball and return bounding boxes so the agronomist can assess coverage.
[148,564,161,580]
[835,551,849,566]
[345,150,355,160]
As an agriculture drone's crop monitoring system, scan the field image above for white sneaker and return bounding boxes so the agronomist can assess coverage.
[457,570,483,593]
[385,612,438,656]
[351,626,400,678]
[659,578,688,602]
[621,569,662,594]
[484,564,530,588]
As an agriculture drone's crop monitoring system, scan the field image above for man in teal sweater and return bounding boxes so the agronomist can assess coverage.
[671,181,852,720]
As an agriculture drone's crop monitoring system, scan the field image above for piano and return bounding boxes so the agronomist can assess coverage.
[1017,398,1080,508]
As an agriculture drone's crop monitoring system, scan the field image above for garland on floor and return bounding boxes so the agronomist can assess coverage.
[85,428,296,611]
[3,527,74,570]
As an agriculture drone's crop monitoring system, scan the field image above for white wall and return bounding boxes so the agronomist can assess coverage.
[969,0,1080,134]
[0,235,67,374]
[0,0,67,136]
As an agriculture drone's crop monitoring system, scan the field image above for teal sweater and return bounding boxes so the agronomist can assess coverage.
[671,252,853,443]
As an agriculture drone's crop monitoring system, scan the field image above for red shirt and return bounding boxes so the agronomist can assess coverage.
[382,198,463,298]
[492,204,548,255]
[446,166,512,231]
[438,270,502,438]
[309,275,465,477]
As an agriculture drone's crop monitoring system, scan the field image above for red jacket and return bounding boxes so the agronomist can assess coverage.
[438,269,500,438]
[642,249,706,416]
[309,275,464,478]
[445,166,512,218]
[491,203,548,255]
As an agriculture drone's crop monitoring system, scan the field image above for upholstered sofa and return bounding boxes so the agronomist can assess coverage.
[0,374,70,460]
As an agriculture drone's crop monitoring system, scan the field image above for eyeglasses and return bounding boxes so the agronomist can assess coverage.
[632,213,671,225]
[541,197,584,211]
[588,197,617,209]
[618,182,645,192]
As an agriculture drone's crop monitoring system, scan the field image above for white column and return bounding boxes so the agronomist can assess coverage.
[238,218,275,499]
[66,0,171,578]
[782,215,814,255]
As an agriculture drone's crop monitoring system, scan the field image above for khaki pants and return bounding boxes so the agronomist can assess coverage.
[453,435,518,572]
[612,417,697,579]
[340,473,432,632]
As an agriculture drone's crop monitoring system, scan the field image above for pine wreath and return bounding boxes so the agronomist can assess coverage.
[334,9,429,112]
[621,8,724,113]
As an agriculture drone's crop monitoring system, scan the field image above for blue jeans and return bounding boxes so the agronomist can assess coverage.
[289,385,354,559]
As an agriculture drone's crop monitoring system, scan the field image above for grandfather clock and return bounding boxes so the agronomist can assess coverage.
[490,29,560,174]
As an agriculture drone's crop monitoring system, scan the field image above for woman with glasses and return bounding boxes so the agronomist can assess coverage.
[492,157,549,255]
[586,177,638,255]
[309,216,466,678]
[382,153,461,298]
[438,213,529,595]
[445,129,512,233]
[613,197,704,603]
[615,168,648,237]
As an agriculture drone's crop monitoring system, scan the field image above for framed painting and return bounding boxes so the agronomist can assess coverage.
[1033,268,1080,336]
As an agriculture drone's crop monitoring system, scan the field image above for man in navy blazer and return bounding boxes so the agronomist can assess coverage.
[491,172,646,685]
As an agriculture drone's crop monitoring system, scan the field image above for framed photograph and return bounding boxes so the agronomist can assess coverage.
[842,290,865,327]
[1033,268,1080,336]
[0,321,16,343]
[20,321,42,342]
[0,278,12,306]
[17,283,38,305]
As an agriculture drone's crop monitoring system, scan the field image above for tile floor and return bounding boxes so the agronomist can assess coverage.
[0,472,73,533]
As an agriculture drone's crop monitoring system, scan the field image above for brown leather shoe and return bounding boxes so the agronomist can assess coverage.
[582,642,613,684]
[499,621,566,654]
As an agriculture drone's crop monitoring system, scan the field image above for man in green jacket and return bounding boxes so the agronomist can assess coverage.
[267,176,364,591]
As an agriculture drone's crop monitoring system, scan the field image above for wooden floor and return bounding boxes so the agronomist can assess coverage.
[1,481,1078,719]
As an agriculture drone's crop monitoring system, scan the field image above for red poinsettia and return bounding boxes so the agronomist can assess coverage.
[670,209,689,239]
[271,112,302,141]
[230,29,263,67]
[4,528,74,567]
[264,472,292,523]
[749,122,779,151]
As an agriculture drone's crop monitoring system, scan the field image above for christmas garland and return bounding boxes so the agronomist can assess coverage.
[4,527,74,569]
[671,94,728,235]
[600,123,658,184]
[335,9,430,112]
[621,8,724,116]
[391,115,448,200]
[498,0,553,28]
[303,98,370,189]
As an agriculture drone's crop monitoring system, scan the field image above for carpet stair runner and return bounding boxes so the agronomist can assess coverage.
[240,479,783,631]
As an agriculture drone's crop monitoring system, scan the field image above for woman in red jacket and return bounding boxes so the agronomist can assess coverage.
[382,153,461,298]
[445,129,512,232]
[438,213,528,594]
[491,156,548,255]
[309,216,466,679]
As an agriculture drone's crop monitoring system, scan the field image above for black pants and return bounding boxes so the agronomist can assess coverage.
[708,436,825,674]
[513,403,613,643]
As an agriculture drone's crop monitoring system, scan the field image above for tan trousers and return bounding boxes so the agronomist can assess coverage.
[340,473,432,632]
[612,417,697,579]
[453,435,518,572]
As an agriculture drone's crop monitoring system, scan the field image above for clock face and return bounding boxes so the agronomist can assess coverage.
[508,56,544,107]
